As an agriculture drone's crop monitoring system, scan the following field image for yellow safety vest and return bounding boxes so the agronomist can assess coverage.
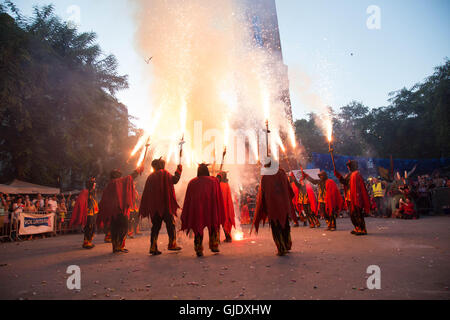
[372,183,384,198]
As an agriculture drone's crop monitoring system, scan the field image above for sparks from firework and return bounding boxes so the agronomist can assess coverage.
[130,109,162,167]
[232,229,244,241]
[288,126,296,149]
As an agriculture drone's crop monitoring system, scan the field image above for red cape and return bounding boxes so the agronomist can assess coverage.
[305,182,318,215]
[220,181,236,234]
[325,179,344,215]
[69,189,88,227]
[350,171,370,214]
[181,176,226,235]
[254,169,297,233]
[139,169,179,219]
[97,175,135,227]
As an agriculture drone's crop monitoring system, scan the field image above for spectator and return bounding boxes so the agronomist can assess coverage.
[33,193,44,208]
[0,193,7,214]
[395,197,417,219]
[57,198,67,233]
[24,198,36,213]
[44,198,50,213]
[48,195,58,213]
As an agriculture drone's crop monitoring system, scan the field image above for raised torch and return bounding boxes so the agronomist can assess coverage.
[178,134,185,166]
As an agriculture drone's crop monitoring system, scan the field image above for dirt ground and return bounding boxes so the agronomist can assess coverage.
[0,216,449,300]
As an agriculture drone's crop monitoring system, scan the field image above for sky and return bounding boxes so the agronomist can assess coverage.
[11,0,450,126]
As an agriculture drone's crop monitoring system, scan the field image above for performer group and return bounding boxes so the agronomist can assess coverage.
[70,155,370,257]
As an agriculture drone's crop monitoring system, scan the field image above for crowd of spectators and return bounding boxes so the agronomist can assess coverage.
[0,192,79,240]
[366,172,450,219]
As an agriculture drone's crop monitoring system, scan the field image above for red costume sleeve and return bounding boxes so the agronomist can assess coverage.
[220,181,236,234]
[305,182,318,215]
[181,176,226,235]
[139,170,179,219]
[350,171,370,214]
[97,175,135,227]
[69,189,88,227]
[325,179,344,215]
[254,169,296,233]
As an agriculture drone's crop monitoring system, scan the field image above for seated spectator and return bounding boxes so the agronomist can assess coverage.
[395,197,417,219]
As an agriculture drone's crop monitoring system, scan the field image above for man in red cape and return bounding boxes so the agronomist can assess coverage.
[217,171,235,242]
[97,167,142,253]
[289,173,320,228]
[335,160,370,235]
[254,166,297,256]
[139,158,182,255]
[69,177,98,249]
[304,170,343,231]
[181,164,225,257]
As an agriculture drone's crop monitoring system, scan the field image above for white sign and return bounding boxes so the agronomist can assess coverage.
[19,212,55,235]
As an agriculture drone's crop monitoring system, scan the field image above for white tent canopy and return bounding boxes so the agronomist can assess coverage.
[0,180,60,195]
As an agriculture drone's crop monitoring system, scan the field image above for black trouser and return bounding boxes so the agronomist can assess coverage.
[350,206,367,233]
[374,197,384,217]
[319,203,336,229]
[304,204,320,226]
[111,213,128,251]
[84,215,96,242]
[150,210,176,250]
[194,228,219,254]
[270,217,292,254]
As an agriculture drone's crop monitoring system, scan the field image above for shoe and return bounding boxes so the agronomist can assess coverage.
[330,228,336,231]
[196,251,204,257]
[350,230,357,234]
[211,248,220,253]
[150,249,162,255]
[224,238,232,243]
[277,251,287,256]
[120,248,129,253]
[168,246,182,251]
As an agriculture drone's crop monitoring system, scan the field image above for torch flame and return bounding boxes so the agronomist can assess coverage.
[136,146,146,167]
[326,120,332,142]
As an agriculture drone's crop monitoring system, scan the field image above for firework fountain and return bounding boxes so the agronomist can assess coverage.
[129,0,298,241]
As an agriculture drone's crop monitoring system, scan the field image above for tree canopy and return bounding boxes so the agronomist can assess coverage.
[0,2,137,189]
[295,59,450,161]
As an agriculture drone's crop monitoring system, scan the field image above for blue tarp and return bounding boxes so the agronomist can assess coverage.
[308,153,450,178]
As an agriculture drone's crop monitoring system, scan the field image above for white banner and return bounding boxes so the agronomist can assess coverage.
[19,212,55,235]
